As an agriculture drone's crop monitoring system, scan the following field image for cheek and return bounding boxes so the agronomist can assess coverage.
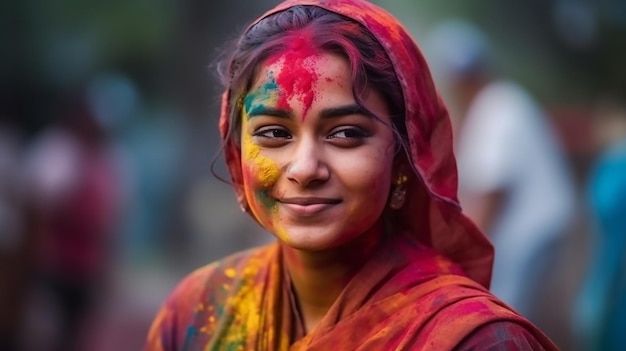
[240,139,291,242]
[242,156,280,188]
[241,134,281,211]
[356,173,391,211]
[342,149,394,191]
[341,152,394,212]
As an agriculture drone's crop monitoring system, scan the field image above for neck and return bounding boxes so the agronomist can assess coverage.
[282,221,384,333]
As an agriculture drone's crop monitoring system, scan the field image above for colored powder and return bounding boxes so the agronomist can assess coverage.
[185,326,199,340]
[273,225,290,245]
[241,128,280,188]
[268,33,320,119]
[216,258,265,349]
[243,77,279,120]
[249,153,279,189]
[241,81,281,189]
[255,189,291,244]
[225,268,237,278]
[256,189,277,210]
[196,302,205,312]
[241,85,292,244]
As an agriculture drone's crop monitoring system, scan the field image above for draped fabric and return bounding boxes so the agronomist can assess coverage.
[146,234,557,350]
[146,0,560,349]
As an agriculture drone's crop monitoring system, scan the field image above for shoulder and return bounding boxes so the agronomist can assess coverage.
[455,320,557,351]
[169,245,270,302]
[144,244,277,351]
[411,275,558,350]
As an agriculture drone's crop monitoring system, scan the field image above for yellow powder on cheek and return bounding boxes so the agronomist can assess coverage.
[241,133,280,187]
[256,158,280,187]
[240,127,292,244]
[240,120,295,245]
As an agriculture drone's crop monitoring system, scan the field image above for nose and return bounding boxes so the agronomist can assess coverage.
[285,137,330,187]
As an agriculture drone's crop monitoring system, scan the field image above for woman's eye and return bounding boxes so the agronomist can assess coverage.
[327,127,369,147]
[254,128,292,139]
[328,127,368,139]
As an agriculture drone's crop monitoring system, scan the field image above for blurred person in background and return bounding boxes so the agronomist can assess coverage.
[20,91,126,351]
[145,0,559,350]
[572,99,626,351]
[425,20,577,322]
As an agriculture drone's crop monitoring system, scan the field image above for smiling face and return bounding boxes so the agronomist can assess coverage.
[240,47,396,251]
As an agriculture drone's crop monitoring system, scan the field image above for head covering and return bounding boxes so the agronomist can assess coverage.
[219,0,493,287]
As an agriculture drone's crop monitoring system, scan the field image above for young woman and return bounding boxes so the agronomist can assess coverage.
[145,0,559,349]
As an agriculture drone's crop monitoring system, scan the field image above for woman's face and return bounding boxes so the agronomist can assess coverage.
[240,47,396,251]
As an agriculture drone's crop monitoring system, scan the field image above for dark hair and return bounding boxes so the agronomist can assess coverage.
[217,5,407,149]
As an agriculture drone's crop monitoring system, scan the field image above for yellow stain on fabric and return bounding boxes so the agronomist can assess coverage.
[219,257,265,347]
[225,268,237,278]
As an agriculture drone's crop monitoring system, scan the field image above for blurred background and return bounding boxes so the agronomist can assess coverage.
[0,0,624,350]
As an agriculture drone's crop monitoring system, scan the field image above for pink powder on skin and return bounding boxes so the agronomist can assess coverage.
[267,32,321,119]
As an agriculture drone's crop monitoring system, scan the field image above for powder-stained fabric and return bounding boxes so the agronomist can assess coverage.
[146,234,556,350]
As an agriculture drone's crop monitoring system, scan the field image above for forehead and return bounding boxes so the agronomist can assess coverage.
[251,51,349,89]
[247,51,352,120]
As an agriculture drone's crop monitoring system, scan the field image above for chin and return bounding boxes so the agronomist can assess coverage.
[275,226,359,252]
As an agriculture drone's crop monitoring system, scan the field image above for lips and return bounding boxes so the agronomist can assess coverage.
[278,197,341,217]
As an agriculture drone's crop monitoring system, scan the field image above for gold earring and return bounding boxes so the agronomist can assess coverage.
[389,175,408,210]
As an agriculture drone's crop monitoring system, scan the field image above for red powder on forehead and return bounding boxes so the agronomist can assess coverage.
[268,32,320,119]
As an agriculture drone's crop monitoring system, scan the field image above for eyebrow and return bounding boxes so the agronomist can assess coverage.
[320,104,369,119]
[246,104,369,120]
[246,105,291,119]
